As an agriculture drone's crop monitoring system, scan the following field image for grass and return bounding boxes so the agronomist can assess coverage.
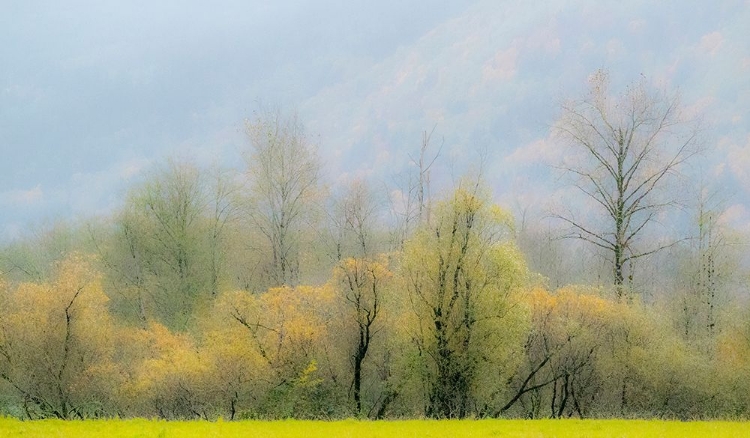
[0,418,748,438]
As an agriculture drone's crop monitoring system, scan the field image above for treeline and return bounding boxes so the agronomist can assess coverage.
[1,77,750,420]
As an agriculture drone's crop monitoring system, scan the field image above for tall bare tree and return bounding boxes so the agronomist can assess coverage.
[206,166,240,297]
[672,184,739,348]
[324,179,382,262]
[553,70,701,297]
[244,109,322,288]
[389,128,443,250]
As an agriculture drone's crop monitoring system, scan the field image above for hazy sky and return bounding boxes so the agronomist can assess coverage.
[2,0,749,240]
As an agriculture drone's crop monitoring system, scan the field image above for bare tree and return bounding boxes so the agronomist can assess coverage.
[324,179,382,262]
[671,184,739,348]
[244,108,322,288]
[206,166,240,297]
[553,70,701,297]
[410,127,443,225]
[389,128,443,250]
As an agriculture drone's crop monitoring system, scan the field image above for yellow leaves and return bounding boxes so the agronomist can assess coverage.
[527,287,555,313]
[296,360,323,388]
[716,328,750,369]
[213,283,336,379]
[556,287,609,319]
[6,253,110,339]
[200,324,267,386]
[136,322,196,360]
[525,286,620,354]
[333,256,393,302]
[0,253,119,417]
[3,253,111,345]
[263,284,334,344]
[528,286,611,321]
[115,322,221,418]
[129,323,206,395]
[53,253,104,302]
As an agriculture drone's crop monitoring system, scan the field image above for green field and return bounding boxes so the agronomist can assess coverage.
[0,418,747,438]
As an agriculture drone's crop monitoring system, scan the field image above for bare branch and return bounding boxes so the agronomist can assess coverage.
[553,69,700,289]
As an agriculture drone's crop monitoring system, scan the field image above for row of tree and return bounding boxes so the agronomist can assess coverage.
[1,245,749,420]
[1,71,749,419]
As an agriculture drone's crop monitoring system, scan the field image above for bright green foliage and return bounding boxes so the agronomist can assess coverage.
[402,187,528,418]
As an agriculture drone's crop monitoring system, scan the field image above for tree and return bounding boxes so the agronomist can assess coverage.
[198,312,271,420]
[205,166,241,297]
[124,322,214,419]
[499,287,611,418]
[244,109,322,288]
[332,256,392,415]
[389,128,443,250]
[218,284,342,418]
[92,204,151,325]
[671,186,739,349]
[403,186,527,418]
[0,254,117,419]
[95,160,213,330]
[410,128,443,226]
[553,70,701,297]
[0,221,89,284]
[324,179,382,262]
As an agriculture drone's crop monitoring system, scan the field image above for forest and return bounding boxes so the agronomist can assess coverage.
[1,72,749,421]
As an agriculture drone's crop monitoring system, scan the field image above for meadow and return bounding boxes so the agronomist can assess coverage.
[0,418,747,438]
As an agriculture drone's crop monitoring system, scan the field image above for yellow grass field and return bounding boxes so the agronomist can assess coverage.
[0,418,748,438]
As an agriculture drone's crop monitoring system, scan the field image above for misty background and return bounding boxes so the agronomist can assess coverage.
[2,0,749,240]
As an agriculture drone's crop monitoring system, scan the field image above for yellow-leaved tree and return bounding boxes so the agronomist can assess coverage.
[212,283,339,418]
[121,322,215,419]
[0,254,117,419]
[500,286,614,418]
